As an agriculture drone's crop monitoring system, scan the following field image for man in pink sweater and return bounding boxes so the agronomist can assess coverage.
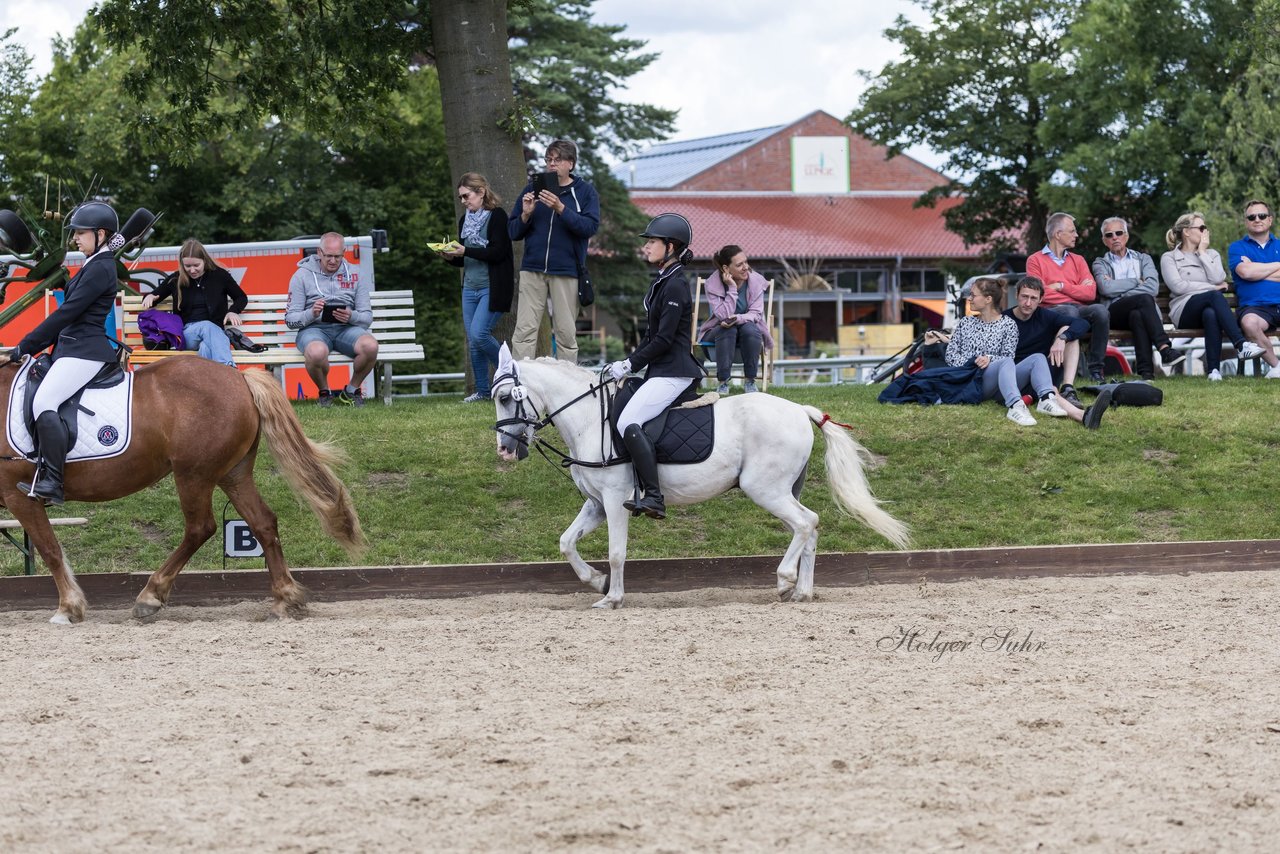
[1025,212,1110,394]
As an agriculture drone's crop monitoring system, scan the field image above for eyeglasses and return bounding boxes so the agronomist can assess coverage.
[1246,213,1272,221]
[1187,225,1209,231]
[318,252,344,261]
[1102,231,1126,239]
[544,155,565,164]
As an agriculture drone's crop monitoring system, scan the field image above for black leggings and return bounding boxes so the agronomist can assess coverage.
[1181,290,1245,372]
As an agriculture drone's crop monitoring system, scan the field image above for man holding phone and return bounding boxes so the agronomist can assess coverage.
[285,231,379,406]
[508,139,600,363]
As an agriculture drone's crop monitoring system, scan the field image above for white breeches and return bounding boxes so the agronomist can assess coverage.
[33,357,108,418]
[618,376,695,433]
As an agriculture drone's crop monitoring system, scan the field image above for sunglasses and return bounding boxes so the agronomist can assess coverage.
[1103,231,1126,239]
[1246,213,1272,222]
[1187,225,1209,231]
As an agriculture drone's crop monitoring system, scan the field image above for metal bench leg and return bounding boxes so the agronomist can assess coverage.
[382,363,392,405]
[1,528,35,575]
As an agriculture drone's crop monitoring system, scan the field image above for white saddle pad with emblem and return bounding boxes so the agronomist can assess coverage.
[6,358,135,462]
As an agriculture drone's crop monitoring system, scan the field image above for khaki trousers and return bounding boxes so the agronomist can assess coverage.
[512,271,578,362]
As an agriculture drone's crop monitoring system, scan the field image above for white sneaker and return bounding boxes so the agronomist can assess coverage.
[1239,341,1267,359]
[1006,401,1037,426]
[1267,364,1280,379]
[1035,395,1068,417]
[1207,369,1223,382]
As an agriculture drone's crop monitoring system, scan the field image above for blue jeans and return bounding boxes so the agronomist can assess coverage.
[982,354,1054,407]
[462,287,503,395]
[184,321,234,366]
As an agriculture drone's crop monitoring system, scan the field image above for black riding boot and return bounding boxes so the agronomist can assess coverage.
[621,423,665,519]
[19,411,68,506]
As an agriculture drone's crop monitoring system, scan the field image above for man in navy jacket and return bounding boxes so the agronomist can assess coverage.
[508,139,600,363]
[1003,275,1090,406]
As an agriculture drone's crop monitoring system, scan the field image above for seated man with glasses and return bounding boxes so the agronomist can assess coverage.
[508,138,600,363]
[285,231,379,406]
[1228,199,1280,378]
[1092,216,1184,381]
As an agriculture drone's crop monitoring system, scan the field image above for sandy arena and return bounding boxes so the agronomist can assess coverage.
[2,569,1278,851]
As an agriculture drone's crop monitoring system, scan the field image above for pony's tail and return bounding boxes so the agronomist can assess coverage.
[241,370,365,557]
[805,406,911,550]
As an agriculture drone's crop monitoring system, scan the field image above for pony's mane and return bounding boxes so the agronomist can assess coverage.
[519,357,598,383]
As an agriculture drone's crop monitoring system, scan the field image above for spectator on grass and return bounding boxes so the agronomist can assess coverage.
[141,238,248,367]
[1002,276,1088,406]
[1162,212,1266,381]
[1092,217,1185,381]
[696,244,774,395]
[1024,212,1110,384]
[438,172,514,403]
[1227,199,1280,379]
[944,277,1108,427]
[285,232,379,407]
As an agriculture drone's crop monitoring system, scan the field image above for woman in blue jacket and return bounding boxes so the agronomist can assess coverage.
[605,214,705,519]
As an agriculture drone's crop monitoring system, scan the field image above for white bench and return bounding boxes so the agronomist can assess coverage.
[0,517,89,575]
[120,290,425,404]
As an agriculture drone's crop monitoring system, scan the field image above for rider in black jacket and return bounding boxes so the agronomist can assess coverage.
[9,202,122,504]
[606,213,704,519]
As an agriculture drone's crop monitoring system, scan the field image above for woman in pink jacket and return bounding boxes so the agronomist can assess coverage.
[696,245,775,394]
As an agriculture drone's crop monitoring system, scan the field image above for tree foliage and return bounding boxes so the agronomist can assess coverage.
[850,0,1254,258]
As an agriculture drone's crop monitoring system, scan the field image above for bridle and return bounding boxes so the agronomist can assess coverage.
[492,364,628,472]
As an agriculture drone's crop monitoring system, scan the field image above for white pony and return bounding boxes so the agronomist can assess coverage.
[491,345,910,609]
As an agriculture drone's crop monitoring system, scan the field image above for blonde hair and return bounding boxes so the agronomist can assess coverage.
[1165,212,1205,250]
[457,172,501,210]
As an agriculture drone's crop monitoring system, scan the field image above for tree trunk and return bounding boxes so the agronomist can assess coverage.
[432,0,532,388]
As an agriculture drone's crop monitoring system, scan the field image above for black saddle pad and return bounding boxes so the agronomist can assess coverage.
[609,377,715,464]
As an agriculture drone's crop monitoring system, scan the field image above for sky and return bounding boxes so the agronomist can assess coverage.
[8,0,940,167]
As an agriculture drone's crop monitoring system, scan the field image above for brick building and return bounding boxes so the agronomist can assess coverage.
[616,111,987,355]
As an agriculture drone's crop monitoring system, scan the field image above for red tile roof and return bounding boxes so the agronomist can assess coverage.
[631,192,985,261]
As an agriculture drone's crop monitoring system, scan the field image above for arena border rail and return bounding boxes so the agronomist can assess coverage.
[2,538,1278,610]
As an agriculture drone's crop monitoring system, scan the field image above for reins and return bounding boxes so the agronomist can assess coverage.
[492,367,630,475]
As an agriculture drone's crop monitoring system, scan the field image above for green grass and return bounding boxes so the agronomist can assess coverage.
[4,377,1278,577]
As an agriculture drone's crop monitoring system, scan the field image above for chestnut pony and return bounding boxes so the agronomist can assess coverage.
[0,357,363,623]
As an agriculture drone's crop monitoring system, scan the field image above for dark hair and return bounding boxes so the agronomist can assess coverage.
[1016,276,1044,297]
[713,245,744,269]
[546,139,578,168]
[1244,199,1271,216]
[457,172,501,210]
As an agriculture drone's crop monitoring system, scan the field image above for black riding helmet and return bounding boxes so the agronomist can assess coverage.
[640,212,693,264]
[65,201,119,255]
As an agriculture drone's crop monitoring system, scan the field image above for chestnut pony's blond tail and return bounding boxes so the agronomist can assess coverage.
[241,370,365,556]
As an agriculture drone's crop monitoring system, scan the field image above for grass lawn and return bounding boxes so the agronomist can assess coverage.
[3,376,1277,576]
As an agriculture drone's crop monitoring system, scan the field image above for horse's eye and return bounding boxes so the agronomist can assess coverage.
[497,394,510,405]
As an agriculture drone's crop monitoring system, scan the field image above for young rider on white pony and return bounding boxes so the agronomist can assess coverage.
[5,202,124,505]
[605,213,705,520]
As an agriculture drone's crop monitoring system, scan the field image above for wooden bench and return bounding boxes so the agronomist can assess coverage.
[0,517,89,576]
[119,290,424,404]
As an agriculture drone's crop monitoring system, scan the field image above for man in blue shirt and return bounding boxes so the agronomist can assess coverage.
[1228,199,1280,378]
[1003,276,1090,407]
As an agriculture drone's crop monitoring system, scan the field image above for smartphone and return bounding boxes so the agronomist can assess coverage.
[535,171,559,194]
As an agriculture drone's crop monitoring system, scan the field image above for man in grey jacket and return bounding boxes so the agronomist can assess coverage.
[1092,217,1184,380]
[285,232,379,406]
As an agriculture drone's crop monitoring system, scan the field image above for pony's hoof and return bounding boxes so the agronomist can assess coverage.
[49,612,73,625]
[778,587,794,602]
[588,572,610,594]
[132,601,162,620]
[591,596,622,610]
[789,590,814,603]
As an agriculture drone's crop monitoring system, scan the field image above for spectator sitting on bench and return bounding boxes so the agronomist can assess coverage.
[1002,275,1088,407]
[1162,211,1265,381]
[285,232,379,407]
[141,238,248,367]
[696,244,774,395]
[1092,216,1185,381]
[1025,211,1110,383]
[1227,199,1280,379]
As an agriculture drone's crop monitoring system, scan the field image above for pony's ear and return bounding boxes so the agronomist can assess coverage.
[497,342,513,376]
